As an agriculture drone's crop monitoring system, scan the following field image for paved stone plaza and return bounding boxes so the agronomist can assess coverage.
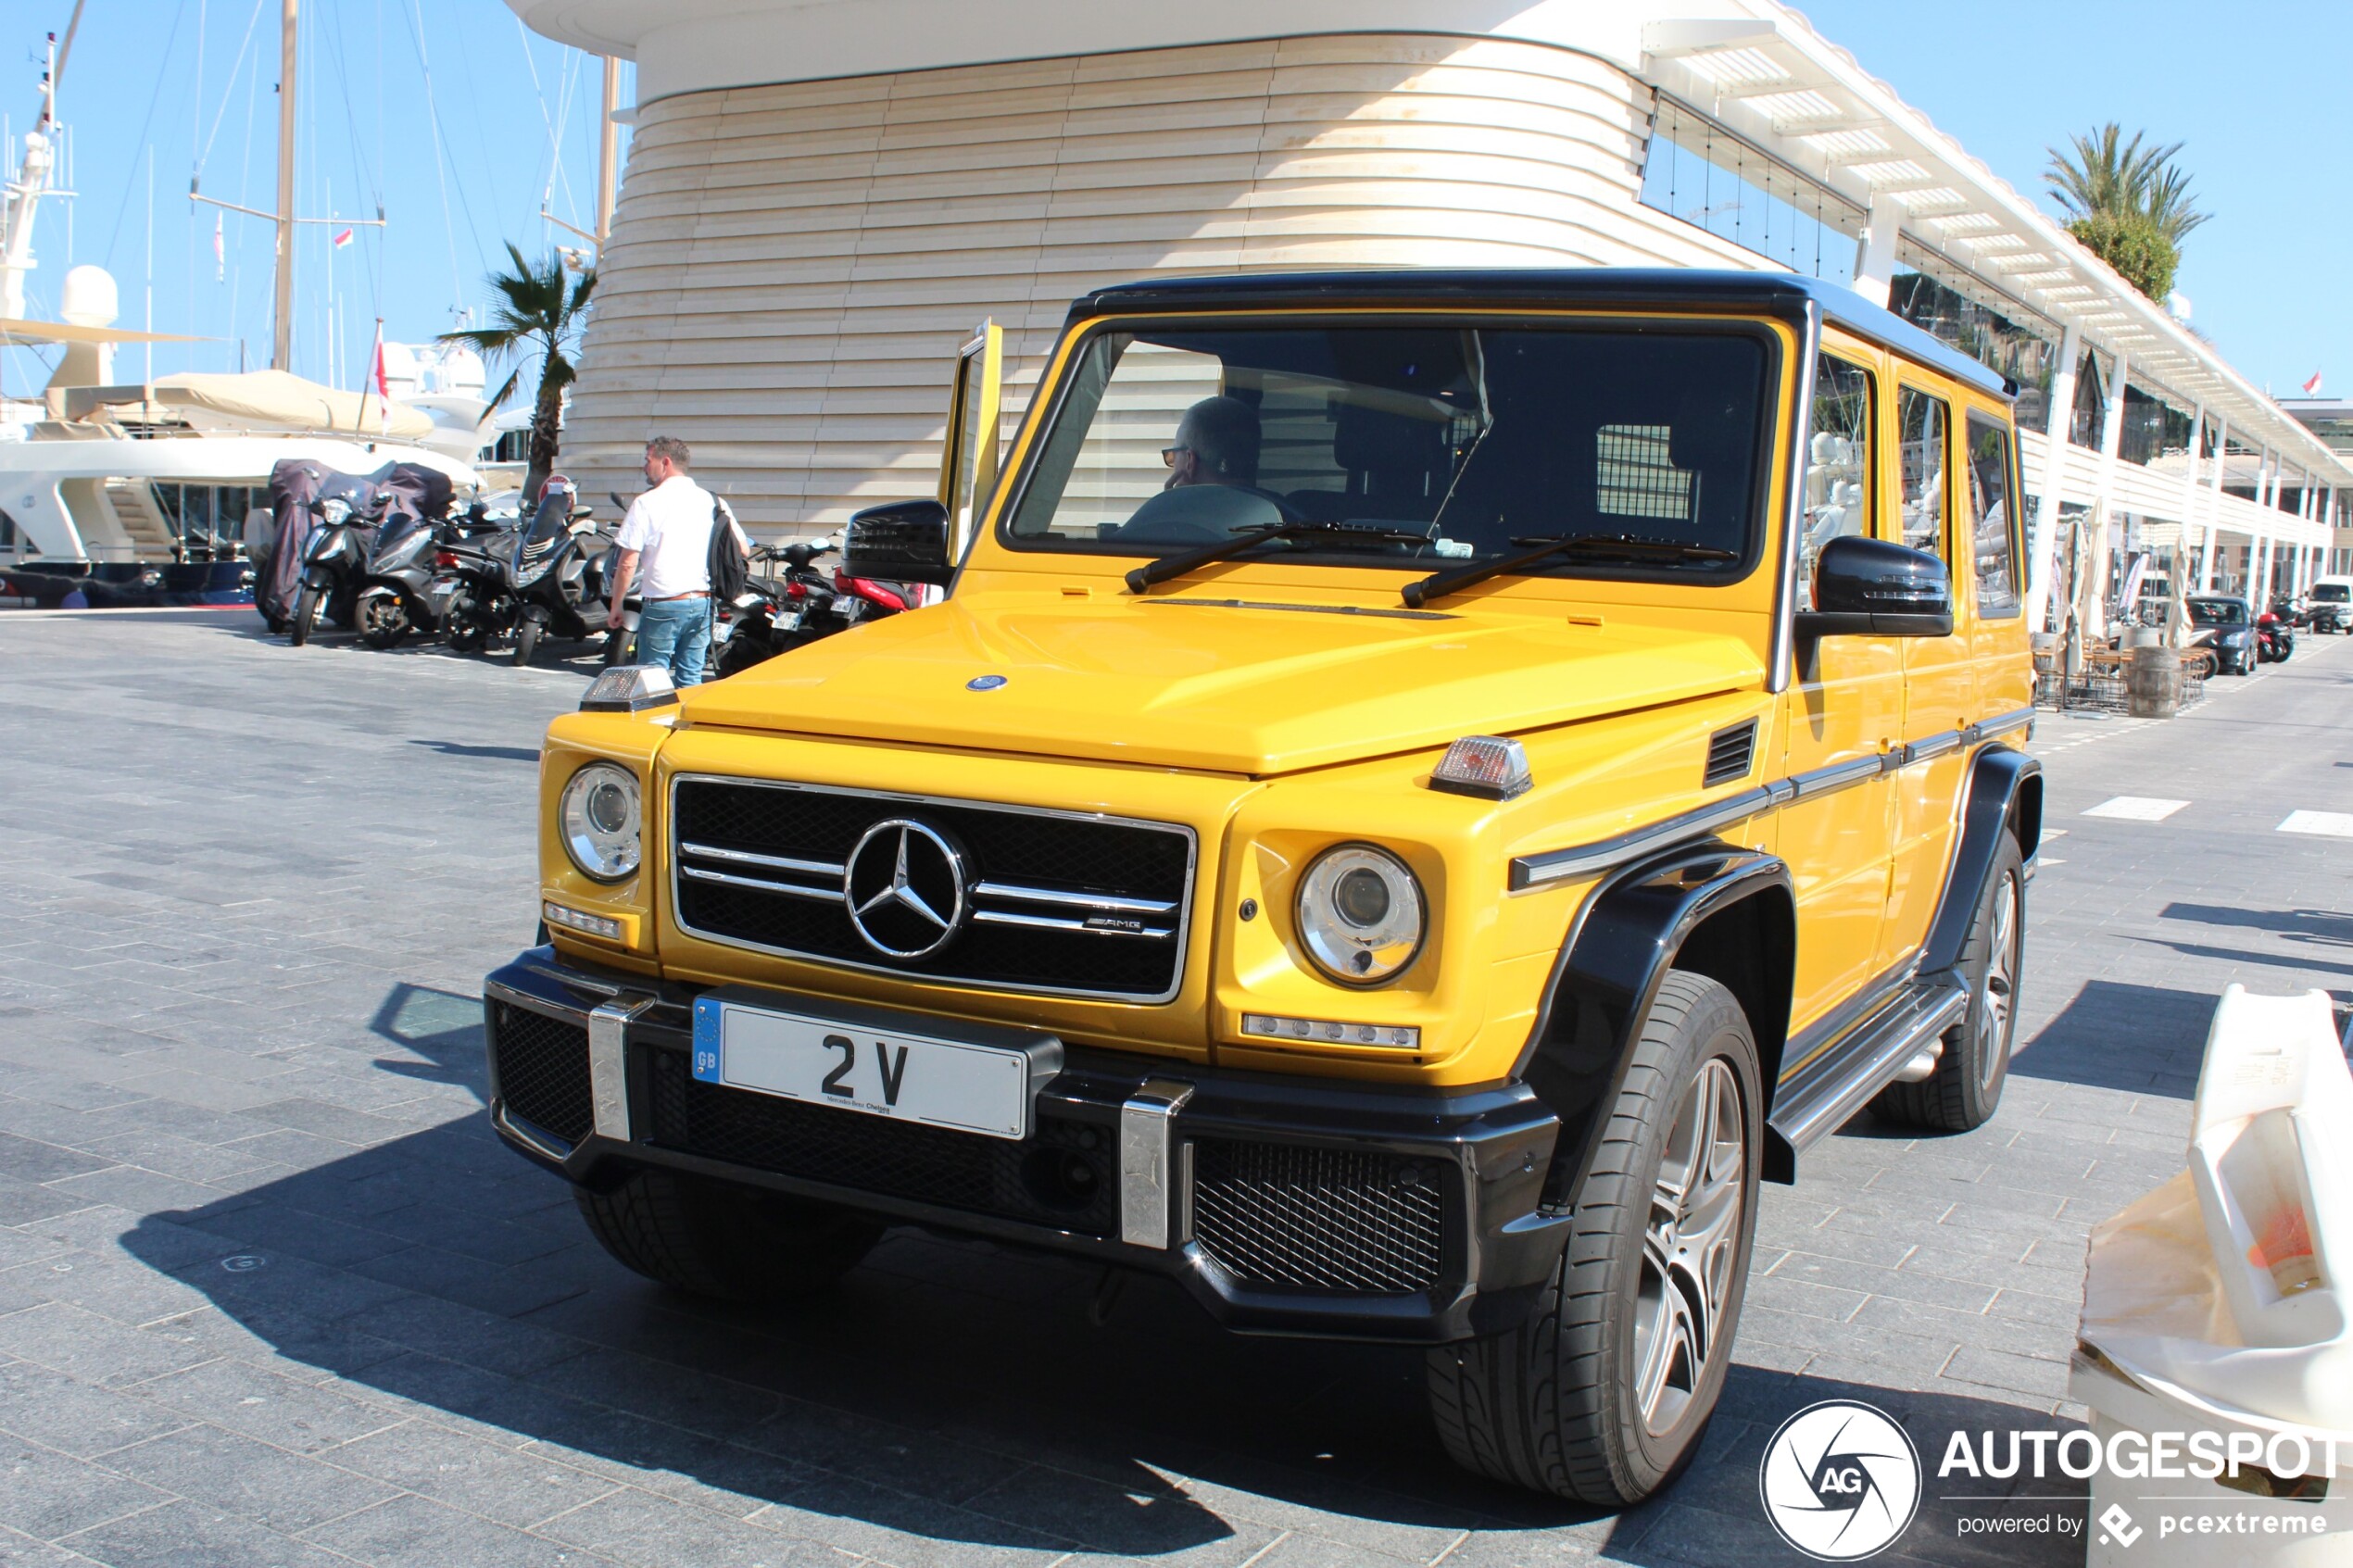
[0,610,2347,1568]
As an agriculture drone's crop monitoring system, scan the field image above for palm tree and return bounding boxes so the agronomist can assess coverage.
[440,244,597,501]
[2045,123,2209,301]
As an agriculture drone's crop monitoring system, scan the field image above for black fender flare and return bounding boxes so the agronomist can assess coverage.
[1513,843,1795,1210]
[1917,745,2042,987]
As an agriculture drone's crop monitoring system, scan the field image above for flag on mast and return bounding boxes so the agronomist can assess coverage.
[2302,370,2324,396]
[368,320,390,437]
[332,228,355,251]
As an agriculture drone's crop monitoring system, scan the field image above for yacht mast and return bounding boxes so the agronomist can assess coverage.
[0,3,84,322]
[273,0,296,370]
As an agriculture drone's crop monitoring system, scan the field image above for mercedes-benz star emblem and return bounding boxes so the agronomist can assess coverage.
[843,819,968,960]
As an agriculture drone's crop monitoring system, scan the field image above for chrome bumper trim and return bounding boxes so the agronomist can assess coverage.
[586,996,654,1142]
[1119,1077,1196,1249]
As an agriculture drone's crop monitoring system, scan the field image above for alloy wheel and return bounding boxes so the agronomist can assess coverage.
[1635,1058,1744,1436]
[1977,870,2020,1091]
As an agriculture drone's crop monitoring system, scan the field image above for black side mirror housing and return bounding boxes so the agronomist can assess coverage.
[843,499,953,586]
[1795,534,1954,638]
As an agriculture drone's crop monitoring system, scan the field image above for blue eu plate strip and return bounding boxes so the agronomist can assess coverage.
[691,997,724,1083]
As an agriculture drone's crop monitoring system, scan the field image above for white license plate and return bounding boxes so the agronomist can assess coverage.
[690,994,1044,1139]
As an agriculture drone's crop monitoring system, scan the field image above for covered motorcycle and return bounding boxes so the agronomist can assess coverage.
[256,459,380,632]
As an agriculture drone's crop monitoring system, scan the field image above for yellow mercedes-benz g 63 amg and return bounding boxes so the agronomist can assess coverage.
[484,270,2039,1506]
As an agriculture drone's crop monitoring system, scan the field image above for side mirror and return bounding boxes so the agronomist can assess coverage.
[1796,534,1953,638]
[842,498,953,586]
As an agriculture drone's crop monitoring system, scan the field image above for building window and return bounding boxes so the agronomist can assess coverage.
[2119,383,2193,467]
[2071,348,2111,448]
[1640,99,1864,282]
[1884,254,2061,424]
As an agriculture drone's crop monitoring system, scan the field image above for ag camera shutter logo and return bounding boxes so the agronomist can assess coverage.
[1758,1399,1922,1560]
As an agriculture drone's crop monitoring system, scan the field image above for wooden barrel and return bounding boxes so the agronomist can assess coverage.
[2128,642,2182,718]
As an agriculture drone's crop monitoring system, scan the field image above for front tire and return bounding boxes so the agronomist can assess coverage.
[1427,972,1761,1506]
[512,618,542,668]
[289,582,322,646]
[1873,834,2023,1133]
[573,1167,883,1304]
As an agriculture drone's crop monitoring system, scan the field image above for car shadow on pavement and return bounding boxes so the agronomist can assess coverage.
[2009,979,2216,1098]
[109,978,2091,1562]
[114,983,1599,1557]
[2158,901,2353,951]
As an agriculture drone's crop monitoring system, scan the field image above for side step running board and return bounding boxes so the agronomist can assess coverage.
[1768,981,1970,1159]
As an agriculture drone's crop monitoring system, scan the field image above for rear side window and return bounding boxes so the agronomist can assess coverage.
[1797,354,1873,610]
[1966,413,2020,618]
[1897,387,1948,562]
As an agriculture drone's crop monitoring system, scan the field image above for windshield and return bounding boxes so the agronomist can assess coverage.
[2188,598,2246,626]
[1001,321,1773,581]
[2313,583,2350,603]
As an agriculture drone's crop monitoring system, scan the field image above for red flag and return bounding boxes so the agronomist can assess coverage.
[2302,370,2323,396]
[332,227,355,250]
[368,321,389,436]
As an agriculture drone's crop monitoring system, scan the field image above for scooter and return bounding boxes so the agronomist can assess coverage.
[438,502,523,655]
[714,540,841,678]
[288,494,382,647]
[510,476,614,668]
[354,508,455,649]
[2257,606,2296,664]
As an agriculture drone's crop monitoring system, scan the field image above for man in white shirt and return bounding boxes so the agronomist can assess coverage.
[608,436,742,685]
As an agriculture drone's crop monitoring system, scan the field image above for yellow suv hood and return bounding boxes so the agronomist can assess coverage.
[680,592,1763,775]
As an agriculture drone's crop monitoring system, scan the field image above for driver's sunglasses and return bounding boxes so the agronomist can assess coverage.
[1160,445,1191,467]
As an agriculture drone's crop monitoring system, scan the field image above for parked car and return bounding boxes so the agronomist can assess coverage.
[2308,576,2352,634]
[483,270,2039,1510]
[2185,595,2259,674]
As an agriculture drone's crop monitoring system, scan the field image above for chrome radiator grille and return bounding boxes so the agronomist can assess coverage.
[670,777,1195,1001]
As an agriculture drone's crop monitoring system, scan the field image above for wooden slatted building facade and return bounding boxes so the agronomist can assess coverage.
[570,34,1768,534]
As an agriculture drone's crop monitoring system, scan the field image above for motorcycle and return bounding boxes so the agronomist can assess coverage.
[2257,605,2296,664]
[510,476,615,668]
[288,492,383,647]
[438,500,525,656]
[713,540,842,678]
[256,459,377,636]
[352,465,461,649]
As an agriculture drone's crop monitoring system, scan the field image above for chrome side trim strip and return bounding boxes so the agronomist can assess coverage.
[679,841,844,878]
[972,881,1178,916]
[1510,784,1780,891]
[1972,706,2037,743]
[1119,1077,1195,1249]
[680,864,840,901]
[490,1102,573,1163]
[1512,707,2036,893]
[1789,755,1884,798]
[972,908,1175,939]
[586,996,653,1143]
[1902,730,1963,765]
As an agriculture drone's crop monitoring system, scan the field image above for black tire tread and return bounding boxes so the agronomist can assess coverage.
[1872,832,2022,1133]
[1428,972,1752,1505]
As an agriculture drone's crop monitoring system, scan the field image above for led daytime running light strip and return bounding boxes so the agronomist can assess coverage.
[544,901,623,941]
[1242,1013,1419,1049]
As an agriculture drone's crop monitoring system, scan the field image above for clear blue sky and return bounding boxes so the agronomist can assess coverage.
[6,1,2344,403]
[1793,0,2350,399]
[1,0,628,399]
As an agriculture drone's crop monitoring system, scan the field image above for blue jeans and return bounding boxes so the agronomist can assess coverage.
[636,596,712,686]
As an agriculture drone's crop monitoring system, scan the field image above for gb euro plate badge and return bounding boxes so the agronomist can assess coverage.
[691,990,1059,1141]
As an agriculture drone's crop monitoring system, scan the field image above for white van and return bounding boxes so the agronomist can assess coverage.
[2309,575,2352,633]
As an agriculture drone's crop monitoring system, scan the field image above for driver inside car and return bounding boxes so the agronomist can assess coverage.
[1162,395,1263,491]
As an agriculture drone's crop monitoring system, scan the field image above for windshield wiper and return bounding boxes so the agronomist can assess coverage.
[1125,521,1432,594]
[1401,533,1738,608]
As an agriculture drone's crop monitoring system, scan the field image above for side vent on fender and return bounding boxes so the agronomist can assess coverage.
[1704,720,1758,787]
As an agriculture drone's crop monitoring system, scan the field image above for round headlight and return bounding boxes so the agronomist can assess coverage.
[560,762,641,882]
[318,497,352,524]
[1296,844,1426,985]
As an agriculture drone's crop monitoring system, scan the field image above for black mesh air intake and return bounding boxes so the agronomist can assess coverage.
[489,1002,594,1146]
[1189,1138,1447,1293]
[641,1048,1116,1236]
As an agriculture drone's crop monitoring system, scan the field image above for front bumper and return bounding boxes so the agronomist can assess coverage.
[483,948,1568,1342]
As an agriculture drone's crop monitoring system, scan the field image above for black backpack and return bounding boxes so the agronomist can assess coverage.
[707,496,749,602]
